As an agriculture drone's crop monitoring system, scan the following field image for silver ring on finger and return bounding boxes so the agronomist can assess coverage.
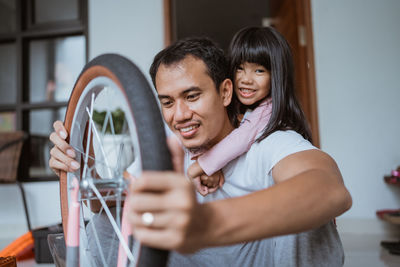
[141,212,155,227]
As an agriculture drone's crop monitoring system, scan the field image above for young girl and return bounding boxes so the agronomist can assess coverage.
[188,26,311,195]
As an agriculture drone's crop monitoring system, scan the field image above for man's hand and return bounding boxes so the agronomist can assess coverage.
[128,171,208,253]
[166,135,184,174]
[49,120,80,176]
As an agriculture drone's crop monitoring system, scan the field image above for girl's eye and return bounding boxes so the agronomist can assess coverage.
[255,68,265,73]
[236,66,244,71]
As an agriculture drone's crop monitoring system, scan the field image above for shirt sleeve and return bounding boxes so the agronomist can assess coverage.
[263,130,317,175]
[198,100,272,176]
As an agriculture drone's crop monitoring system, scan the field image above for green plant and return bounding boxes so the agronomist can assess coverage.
[92,108,125,134]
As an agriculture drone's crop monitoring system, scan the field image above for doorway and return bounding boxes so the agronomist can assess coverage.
[164,0,319,146]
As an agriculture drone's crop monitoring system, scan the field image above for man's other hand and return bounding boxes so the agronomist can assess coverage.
[49,120,80,176]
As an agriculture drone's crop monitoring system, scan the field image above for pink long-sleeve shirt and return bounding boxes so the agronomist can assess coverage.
[197,98,272,176]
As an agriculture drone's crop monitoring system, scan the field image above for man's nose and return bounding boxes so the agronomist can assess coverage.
[174,101,192,122]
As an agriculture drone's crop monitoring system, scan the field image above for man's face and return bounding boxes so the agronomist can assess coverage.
[156,56,232,150]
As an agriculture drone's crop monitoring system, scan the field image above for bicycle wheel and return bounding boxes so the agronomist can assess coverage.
[59,54,172,267]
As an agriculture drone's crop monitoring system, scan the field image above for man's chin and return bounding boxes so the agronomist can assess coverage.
[180,139,212,154]
[181,141,202,150]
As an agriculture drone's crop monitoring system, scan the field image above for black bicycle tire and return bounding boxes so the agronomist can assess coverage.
[61,53,172,267]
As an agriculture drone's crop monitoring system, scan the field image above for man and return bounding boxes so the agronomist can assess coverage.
[50,37,352,266]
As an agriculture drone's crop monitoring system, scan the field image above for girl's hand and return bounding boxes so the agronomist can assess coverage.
[200,170,225,194]
[187,161,204,179]
[192,177,209,196]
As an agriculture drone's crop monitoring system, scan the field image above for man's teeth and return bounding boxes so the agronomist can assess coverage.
[180,125,198,132]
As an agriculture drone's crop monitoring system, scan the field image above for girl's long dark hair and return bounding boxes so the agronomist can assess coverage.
[228,26,312,143]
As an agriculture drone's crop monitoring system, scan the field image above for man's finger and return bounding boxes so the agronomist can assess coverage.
[50,146,80,171]
[49,132,75,156]
[131,171,189,193]
[53,120,68,140]
[129,210,185,229]
[49,157,71,175]
[166,135,184,173]
[133,227,182,251]
[128,192,167,212]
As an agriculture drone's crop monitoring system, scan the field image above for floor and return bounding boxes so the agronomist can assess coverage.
[341,233,400,267]
[1,233,400,266]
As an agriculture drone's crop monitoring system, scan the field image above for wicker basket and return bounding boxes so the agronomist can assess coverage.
[0,131,26,183]
[0,256,16,267]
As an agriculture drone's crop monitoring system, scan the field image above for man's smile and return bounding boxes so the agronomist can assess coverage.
[175,122,200,138]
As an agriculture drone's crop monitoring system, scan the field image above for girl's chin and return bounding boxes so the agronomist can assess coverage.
[238,97,257,106]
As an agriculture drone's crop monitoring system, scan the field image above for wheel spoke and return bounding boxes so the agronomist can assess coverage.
[82,93,95,182]
[86,106,113,178]
[86,200,108,267]
[107,109,116,136]
[101,108,110,136]
[88,179,136,264]
[69,144,118,172]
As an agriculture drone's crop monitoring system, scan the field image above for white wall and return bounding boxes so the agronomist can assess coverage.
[0,183,61,238]
[88,0,164,82]
[0,0,164,240]
[311,0,400,235]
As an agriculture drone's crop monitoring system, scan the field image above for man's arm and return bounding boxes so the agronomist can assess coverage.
[199,149,351,246]
[128,149,352,253]
[187,161,204,179]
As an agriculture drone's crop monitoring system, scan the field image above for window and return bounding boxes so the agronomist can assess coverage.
[0,0,88,181]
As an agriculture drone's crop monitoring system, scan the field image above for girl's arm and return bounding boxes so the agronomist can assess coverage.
[198,100,272,176]
[187,161,204,179]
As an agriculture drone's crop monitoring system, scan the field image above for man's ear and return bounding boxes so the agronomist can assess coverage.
[219,79,233,107]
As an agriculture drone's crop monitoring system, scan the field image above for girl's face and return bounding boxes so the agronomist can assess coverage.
[234,62,270,106]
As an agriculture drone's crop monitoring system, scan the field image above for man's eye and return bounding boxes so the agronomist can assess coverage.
[187,93,200,101]
[236,66,244,71]
[161,100,173,107]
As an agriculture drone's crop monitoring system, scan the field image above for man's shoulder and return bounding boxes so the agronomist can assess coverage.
[248,130,316,165]
[256,130,312,148]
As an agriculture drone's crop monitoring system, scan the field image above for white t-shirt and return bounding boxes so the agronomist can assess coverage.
[170,130,344,266]
[185,130,317,202]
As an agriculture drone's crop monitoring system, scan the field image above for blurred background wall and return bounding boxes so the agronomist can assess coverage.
[1,0,399,240]
[0,0,164,239]
[312,0,400,236]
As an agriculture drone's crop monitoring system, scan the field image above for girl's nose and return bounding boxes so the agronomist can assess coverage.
[241,72,253,84]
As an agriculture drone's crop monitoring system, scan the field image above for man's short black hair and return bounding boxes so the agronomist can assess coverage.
[149,37,229,91]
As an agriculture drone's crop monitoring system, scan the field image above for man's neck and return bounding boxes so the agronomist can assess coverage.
[188,146,207,156]
[188,116,234,155]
